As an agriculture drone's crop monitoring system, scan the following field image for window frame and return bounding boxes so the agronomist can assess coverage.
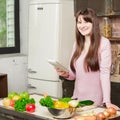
[0,0,20,54]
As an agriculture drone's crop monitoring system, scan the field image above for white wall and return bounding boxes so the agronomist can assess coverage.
[0,55,28,93]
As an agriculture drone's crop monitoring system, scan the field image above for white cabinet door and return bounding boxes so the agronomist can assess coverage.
[28,3,60,81]
[0,56,28,93]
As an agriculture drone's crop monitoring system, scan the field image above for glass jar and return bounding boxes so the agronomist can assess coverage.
[102,17,111,38]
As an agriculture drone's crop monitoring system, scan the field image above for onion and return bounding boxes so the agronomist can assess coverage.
[97,112,106,120]
[68,100,79,107]
[103,110,110,118]
[106,107,117,116]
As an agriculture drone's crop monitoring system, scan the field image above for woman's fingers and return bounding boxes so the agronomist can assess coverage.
[106,103,120,110]
[55,67,69,77]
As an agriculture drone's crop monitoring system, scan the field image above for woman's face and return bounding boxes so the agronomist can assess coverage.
[77,15,93,36]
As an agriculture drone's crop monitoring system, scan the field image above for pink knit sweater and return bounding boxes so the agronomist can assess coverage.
[67,37,111,106]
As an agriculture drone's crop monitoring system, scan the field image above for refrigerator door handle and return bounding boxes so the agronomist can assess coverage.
[37,7,43,10]
[28,68,37,73]
[28,84,37,89]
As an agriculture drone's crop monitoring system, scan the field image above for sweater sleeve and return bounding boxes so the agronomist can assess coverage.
[99,37,111,103]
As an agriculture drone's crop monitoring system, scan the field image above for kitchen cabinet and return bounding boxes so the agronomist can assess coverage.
[74,0,120,16]
[112,0,120,15]
[0,73,8,98]
[111,82,120,107]
[59,76,74,97]
[62,80,74,98]
[74,0,105,16]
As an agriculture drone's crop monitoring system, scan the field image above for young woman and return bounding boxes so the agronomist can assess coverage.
[56,8,119,110]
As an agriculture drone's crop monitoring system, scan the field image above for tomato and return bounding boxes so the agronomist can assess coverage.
[26,104,35,112]
[9,100,15,107]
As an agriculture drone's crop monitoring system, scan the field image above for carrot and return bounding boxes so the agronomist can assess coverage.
[74,115,97,120]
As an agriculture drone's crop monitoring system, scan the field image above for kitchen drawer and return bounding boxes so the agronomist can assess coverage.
[28,79,40,94]
[59,76,75,97]
[28,78,62,97]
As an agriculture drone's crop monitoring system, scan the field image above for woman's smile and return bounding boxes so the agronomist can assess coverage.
[80,26,89,32]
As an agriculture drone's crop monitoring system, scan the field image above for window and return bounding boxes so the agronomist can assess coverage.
[0,0,20,54]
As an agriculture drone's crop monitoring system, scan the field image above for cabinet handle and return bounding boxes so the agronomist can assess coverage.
[28,84,36,89]
[28,69,37,73]
[29,86,36,89]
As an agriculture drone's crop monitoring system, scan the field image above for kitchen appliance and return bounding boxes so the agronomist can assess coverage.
[28,0,75,97]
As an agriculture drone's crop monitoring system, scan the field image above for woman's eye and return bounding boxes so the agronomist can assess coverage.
[77,21,88,24]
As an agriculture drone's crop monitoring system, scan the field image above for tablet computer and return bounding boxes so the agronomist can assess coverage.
[48,59,68,72]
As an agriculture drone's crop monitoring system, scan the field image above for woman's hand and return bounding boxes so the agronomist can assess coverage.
[55,68,69,78]
[106,102,120,110]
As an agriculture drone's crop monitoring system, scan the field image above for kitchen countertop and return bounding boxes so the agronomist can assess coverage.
[0,94,120,120]
[111,74,120,83]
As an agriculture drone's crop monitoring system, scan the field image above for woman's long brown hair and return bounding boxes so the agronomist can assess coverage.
[70,8,101,73]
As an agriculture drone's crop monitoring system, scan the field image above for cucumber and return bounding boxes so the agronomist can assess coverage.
[58,97,72,103]
[77,100,94,107]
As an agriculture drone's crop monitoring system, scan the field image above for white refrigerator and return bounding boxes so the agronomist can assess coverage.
[28,0,75,98]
